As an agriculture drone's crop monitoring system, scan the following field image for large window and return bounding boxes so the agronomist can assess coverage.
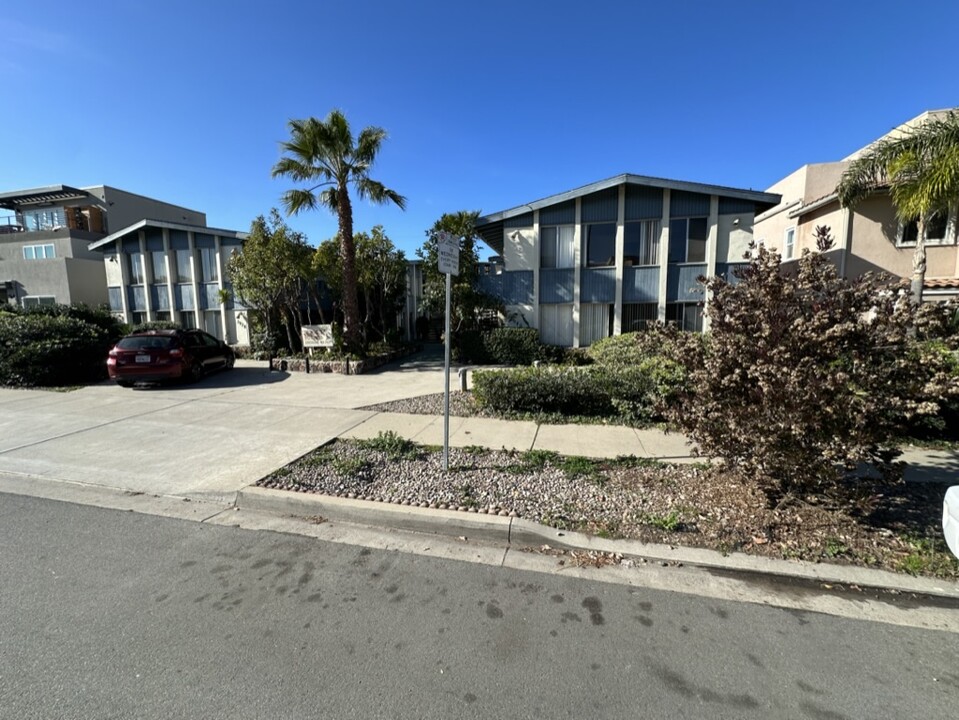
[200,247,219,283]
[899,209,955,246]
[540,226,575,269]
[151,251,168,283]
[175,249,193,282]
[668,217,708,263]
[179,311,197,329]
[204,310,222,339]
[128,252,145,285]
[666,302,703,332]
[20,207,65,232]
[22,244,56,260]
[624,220,660,266]
[622,303,658,331]
[585,223,616,267]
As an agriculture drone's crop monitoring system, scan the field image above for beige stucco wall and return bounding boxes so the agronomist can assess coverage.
[717,213,754,263]
[503,228,535,271]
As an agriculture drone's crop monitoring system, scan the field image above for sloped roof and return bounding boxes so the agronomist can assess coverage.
[88,218,247,251]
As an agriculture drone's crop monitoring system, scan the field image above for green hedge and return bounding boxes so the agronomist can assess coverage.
[472,358,684,422]
[454,327,566,365]
[587,331,662,366]
[0,305,125,387]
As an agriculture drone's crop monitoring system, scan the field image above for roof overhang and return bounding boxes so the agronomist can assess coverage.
[0,185,90,210]
[87,219,247,251]
[475,174,782,254]
[788,192,840,219]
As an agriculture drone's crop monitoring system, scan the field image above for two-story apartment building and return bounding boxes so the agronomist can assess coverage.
[754,109,959,299]
[474,174,780,346]
[0,184,204,308]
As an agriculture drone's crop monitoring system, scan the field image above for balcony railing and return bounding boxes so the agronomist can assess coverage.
[0,216,24,234]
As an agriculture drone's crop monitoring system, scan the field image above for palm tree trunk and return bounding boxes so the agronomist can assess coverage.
[336,185,363,353]
[911,216,927,305]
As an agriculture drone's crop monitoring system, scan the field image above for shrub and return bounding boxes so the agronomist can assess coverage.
[131,320,179,333]
[587,331,663,366]
[0,312,116,386]
[481,327,545,365]
[663,244,959,503]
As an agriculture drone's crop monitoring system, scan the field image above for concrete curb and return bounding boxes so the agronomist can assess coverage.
[237,486,959,601]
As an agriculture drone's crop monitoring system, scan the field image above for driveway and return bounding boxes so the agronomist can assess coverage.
[0,356,446,503]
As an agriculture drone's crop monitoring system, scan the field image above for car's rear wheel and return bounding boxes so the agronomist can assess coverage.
[225,354,235,370]
[188,363,204,383]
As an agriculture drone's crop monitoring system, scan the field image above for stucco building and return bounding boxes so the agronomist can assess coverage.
[754,109,959,299]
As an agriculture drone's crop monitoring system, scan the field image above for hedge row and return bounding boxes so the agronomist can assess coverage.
[472,357,684,423]
[454,327,563,365]
[0,306,124,387]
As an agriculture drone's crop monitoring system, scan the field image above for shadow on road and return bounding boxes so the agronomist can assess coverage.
[123,366,290,391]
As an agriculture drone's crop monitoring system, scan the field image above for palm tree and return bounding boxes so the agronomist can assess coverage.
[837,110,959,304]
[272,110,406,351]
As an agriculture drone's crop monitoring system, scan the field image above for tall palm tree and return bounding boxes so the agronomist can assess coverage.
[272,110,406,351]
[837,110,959,304]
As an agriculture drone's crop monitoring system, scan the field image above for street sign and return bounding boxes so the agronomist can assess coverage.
[302,324,334,348]
[437,231,460,276]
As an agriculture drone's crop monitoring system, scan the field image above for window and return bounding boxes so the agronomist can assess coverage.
[20,207,65,232]
[175,249,193,282]
[622,303,658,331]
[668,217,708,263]
[783,227,796,260]
[203,312,222,339]
[151,251,168,283]
[540,226,575,269]
[21,295,56,308]
[128,252,145,284]
[179,311,197,329]
[585,223,616,267]
[22,244,55,260]
[666,302,703,332]
[899,209,955,246]
[131,312,147,326]
[624,220,660,266]
[154,310,172,322]
[200,247,219,282]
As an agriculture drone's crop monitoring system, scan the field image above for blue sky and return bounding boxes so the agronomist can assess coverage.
[2,1,957,259]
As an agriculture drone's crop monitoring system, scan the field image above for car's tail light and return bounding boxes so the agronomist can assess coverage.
[170,348,183,357]
[107,349,117,366]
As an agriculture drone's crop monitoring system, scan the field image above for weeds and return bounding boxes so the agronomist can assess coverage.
[331,456,371,478]
[896,535,959,578]
[357,431,418,459]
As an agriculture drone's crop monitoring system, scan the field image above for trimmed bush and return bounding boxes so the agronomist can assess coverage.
[481,327,545,366]
[0,312,117,387]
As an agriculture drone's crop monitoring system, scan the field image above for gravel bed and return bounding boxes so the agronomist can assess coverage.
[257,439,958,577]
[361,391,493,418]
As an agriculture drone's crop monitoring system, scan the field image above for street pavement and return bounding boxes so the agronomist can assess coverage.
[2,492,956,720]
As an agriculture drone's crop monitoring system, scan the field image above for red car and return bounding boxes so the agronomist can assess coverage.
[107,329,235,387]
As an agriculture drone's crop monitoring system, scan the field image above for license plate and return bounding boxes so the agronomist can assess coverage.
[135,354,151,363]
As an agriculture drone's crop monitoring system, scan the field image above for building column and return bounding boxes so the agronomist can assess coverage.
[162,229,175,324]
[657,189,671,322]
[139,230,152,321]
[613,184,626,336]
[187,231,201,330]
[215,235,229,342]
[116,239,130,322]
[572,198,582,347]
[702,196,719,333]
[532,210,540,331]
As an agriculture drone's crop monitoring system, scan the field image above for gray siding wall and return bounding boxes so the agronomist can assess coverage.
[667,263,707,301]
[716,262,747,286]
[199,283,220,310]
[580,188,618,223]
[108,287,123,312]
[176,284,195,311]
[580,268,616,303]
[504,212,534,228]
[539,268,574,303]
[128,285,147,312]
[670,190,710,217]
[625,185,663,220]
[539,200,575,225]
[476,271,533,305]
[151,284,171,311]
[623,267,660,302]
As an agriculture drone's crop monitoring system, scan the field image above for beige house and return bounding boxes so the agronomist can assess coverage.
[755,110,959,299]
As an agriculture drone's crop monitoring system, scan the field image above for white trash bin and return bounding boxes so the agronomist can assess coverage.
[944,486,959,560]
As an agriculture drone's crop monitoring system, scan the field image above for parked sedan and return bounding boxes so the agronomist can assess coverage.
[107,329,235,387]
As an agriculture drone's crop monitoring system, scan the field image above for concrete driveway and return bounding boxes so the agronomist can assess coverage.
[0,357,446,503]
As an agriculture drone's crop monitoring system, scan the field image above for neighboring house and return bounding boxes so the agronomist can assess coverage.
[474,174,779,346]
[0,184,204,308]
[754,109,959,299]
[87,220,249,345]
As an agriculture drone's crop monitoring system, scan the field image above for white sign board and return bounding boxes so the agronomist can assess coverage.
[437,231,460,276]
[302,324,334,348]
[944,485,959,560]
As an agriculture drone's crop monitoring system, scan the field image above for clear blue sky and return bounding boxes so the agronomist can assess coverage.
[2,1,957,259]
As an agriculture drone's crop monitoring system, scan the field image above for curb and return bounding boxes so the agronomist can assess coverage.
[237,486,959,601]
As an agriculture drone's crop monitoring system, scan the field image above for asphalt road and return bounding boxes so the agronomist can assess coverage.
[1,493,956,720]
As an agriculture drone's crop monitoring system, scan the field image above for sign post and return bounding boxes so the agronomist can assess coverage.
[436,231,460,472]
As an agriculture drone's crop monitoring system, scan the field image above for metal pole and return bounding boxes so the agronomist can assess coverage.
[443,270,452,472]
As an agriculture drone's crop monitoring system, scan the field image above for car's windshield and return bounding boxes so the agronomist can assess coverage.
[116,336,175,350]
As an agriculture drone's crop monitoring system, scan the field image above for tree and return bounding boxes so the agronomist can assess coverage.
[314,226,407,344]
[272,110,406,353]
[228,210,314,352]
[838,111,959,304]
[660,244,959,504]
[417,211,502,332]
